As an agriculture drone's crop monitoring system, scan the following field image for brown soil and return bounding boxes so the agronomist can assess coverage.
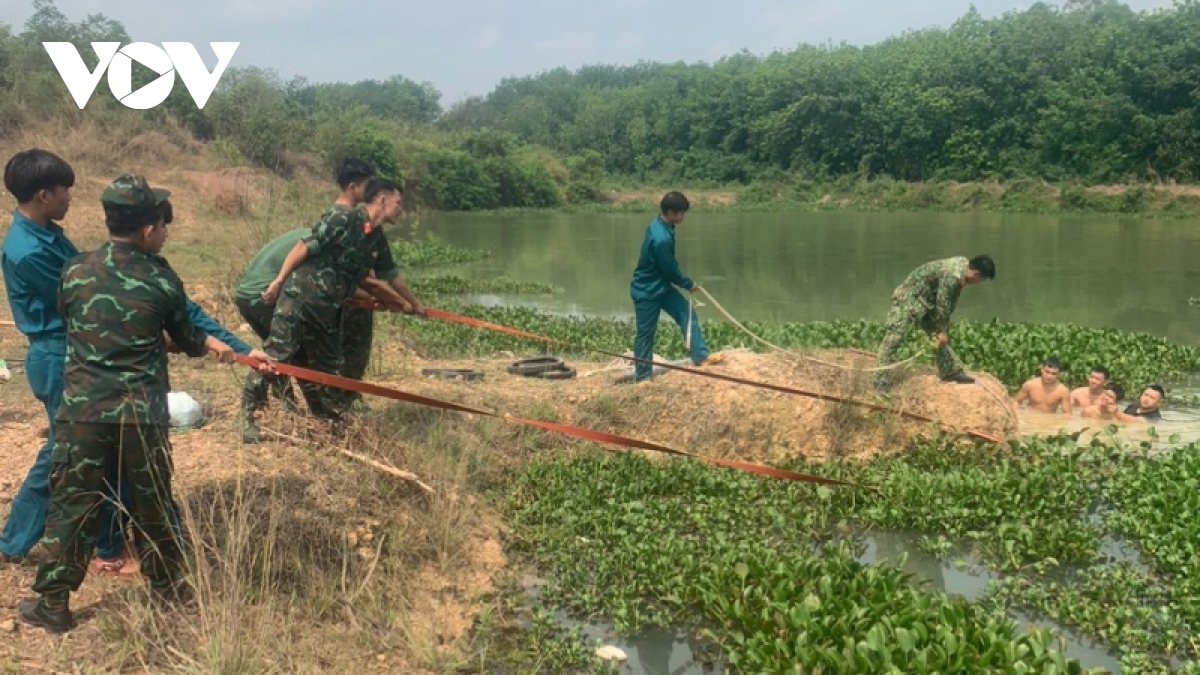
[373,347,1018,465]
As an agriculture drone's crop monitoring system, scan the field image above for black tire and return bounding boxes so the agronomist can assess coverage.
[534,365,577,380]
[507,356,566,376]
[421,368,484,382]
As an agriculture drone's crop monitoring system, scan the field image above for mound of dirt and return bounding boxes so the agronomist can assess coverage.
[380,348,1018,465]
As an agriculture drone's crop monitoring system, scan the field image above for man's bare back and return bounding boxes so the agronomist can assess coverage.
[1015,378,1072,414]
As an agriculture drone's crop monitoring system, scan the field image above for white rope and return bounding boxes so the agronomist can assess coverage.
[693,286,923,373]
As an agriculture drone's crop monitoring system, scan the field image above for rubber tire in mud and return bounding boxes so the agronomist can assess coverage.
[506,356,567,377]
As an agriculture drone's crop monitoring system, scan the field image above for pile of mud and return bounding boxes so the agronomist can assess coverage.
[381,348,1018,464]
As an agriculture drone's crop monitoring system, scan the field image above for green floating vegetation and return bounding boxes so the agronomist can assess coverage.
[392,236,491,268]
[408,275,562,298]
[500,432,1200,672]
[397,302,1200,394]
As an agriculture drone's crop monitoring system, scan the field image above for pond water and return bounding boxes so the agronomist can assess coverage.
[442,210,1198,672]
[415,210,1200,346]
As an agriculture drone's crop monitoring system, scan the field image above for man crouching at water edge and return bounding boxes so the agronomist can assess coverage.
[873,254,995,395]
[1013,357,1072,415]
[629,191,724,384]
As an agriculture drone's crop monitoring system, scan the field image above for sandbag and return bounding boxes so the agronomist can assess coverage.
[167,391,205,429]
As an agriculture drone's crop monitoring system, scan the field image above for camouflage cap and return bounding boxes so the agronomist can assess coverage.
[100,173,170,211]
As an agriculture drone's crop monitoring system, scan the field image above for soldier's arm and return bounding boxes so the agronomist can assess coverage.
[185,300,253,354]
[160,269,213,358]
[372,234,424,315]
[261,241,309,302]
[262,210,356,302]
[1060,387,1073,416]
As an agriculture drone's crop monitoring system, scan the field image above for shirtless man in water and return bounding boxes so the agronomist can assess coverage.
[1070,365,1111,409]
[1013,357,1072,415]
[1081,384,1133,422]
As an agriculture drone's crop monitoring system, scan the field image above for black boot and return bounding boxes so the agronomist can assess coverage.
[17,597,73,634]
[942,372,975,384]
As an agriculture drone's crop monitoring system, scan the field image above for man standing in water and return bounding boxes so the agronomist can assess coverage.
[1013,357,1073,415]
[874,255,995,394]
[629,191,724,383]
[1070,365,1112,409]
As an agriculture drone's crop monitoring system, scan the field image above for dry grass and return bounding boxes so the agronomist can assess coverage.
[0,121,510,673]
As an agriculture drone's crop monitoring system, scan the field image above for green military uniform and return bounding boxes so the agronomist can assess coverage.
[236,222,397,421]
[874,256,968,390]
[242,204,394,424]
[235,229,307,410]
[24,175,205,627]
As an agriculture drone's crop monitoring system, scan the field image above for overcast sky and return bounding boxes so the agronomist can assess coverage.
[0,0,1177,106]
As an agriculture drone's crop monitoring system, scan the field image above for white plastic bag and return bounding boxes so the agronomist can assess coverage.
[167,391,205,429]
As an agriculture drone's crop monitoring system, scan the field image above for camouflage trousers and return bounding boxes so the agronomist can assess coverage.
[874,302,959,390]
[32,422,185,607]
[236,296,299,410]
[251,297,352,421]
[340,306,374,382]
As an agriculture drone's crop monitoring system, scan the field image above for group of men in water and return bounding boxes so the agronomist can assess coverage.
[1013,359,1165,423]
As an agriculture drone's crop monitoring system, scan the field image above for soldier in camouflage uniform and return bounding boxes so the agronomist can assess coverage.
[17,174,242,634]
[240,178,405,440]
[873,255,995,393]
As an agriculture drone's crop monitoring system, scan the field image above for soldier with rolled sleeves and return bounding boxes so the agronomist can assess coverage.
[874,255,995,394]
[241,178,405,441]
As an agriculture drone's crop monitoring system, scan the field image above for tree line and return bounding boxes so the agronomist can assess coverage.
[2,0,1198,211]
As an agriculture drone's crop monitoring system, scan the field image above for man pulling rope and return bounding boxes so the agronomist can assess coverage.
[629,191,725,384]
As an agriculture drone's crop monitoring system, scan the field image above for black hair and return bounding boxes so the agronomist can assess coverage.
[1108,383,1125,402]
[969,255,995,280]
[104,202,165,237]
[1148,384,1165,398]
[336,158,376,190]
[1043,357,1063,370]
[3,149,75,203]
[1090,365,1111,380]
[364,178,402,203]
[660,191,689,214]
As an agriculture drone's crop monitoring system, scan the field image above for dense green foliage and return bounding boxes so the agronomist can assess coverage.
[444,1,1200,188]
[391,302,1200,396]
[7,1,1200,214]
[501,433,1200,672]
[0,2,573,210]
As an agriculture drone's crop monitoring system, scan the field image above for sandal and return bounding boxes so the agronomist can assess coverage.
[91,557,140,576]
[698,353,726,366]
